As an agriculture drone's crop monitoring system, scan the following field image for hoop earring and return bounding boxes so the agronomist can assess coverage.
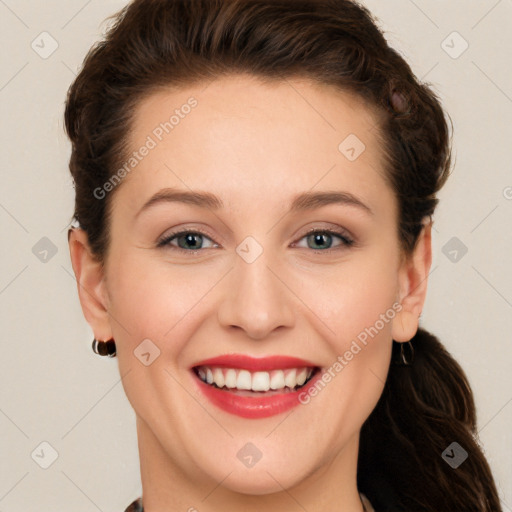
[398,340,414,366]
[92,338,116,357]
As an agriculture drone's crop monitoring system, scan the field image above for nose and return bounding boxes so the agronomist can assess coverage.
[216,249,296,340]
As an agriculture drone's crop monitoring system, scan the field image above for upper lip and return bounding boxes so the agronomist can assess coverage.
[191,354,319,372]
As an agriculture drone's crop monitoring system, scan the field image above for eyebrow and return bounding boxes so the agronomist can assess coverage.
[136,188,222,217]
[289,190,373,215]
[136,187,373,218]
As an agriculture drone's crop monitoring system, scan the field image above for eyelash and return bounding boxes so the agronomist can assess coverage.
[156,227,355,254]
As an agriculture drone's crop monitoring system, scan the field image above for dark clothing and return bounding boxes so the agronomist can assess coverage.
[124,493,375,511]
[124,498,143,512]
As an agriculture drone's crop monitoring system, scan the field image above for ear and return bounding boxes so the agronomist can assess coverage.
[68,227,112,341]
[392,220,432,342]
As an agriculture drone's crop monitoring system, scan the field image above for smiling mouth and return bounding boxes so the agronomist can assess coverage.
[192,365,320,396]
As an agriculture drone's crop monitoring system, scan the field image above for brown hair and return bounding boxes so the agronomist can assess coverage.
[64,1,502,510]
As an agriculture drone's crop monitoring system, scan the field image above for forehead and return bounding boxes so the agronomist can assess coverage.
[115,74,394,218]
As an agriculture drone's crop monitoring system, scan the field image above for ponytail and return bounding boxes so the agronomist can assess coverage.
[358,328,502,511]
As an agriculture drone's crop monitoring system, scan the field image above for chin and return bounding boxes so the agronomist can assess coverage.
[216,467,302,496]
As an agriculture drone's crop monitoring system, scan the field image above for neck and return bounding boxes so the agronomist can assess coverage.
[136,415,366,512]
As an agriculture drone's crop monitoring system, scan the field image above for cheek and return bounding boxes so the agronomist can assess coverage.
[106,252,226,354]
[105,253,222,428]
[294,249,399,412]
[297,248,400,345]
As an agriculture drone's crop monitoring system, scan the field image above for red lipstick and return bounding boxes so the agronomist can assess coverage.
[192,354,318,371]
[190,354,321,419]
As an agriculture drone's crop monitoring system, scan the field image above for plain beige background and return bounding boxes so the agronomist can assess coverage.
[1,0,511,510]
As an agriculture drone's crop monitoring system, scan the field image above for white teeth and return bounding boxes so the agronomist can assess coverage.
[212,368,225,388]
[252,371,270,391]
[296,368,308,386]
[269,370,285,390]
[236,370,252,390]
[284,369,297,388]
[196,366,315,392]
[225,369,237,388]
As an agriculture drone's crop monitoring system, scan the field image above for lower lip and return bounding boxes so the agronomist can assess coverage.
[192,369,322,419]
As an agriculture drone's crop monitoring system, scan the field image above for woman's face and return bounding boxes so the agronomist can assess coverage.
[79,75,421,494]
